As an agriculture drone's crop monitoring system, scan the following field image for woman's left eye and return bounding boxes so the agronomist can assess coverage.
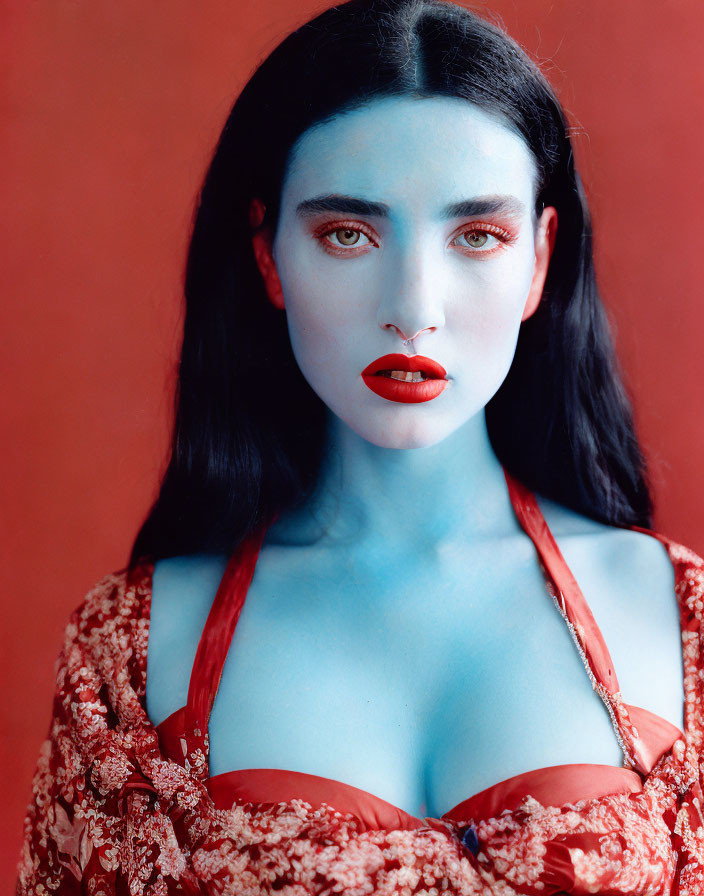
[451,228,504,251]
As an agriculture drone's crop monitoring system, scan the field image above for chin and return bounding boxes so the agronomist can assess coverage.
[350,411,455,450]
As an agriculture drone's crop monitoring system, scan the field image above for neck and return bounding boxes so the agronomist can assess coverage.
[269,407,519,550]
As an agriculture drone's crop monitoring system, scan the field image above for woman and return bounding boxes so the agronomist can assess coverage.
[16,0,704,893]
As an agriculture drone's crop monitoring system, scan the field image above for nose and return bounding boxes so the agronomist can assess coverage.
[376,245,445,347]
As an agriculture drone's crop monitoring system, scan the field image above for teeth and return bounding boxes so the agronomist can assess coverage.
[378,369,428,382]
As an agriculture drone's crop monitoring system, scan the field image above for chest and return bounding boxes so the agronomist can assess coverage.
[146,526,683,819]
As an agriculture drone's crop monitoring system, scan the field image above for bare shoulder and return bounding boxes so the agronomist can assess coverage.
[152,554,229,613]
[535,494,676,597]
[147,554,229,726]
[534,492,679,634]
[535,493,685,729]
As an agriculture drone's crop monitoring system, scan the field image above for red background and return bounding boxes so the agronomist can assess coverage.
[3,0,703,886]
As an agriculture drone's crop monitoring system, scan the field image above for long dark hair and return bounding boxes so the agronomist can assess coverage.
[130,0,653,566]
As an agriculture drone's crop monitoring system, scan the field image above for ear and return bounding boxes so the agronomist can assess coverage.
[249,198,285,311]
[521,206,558,322]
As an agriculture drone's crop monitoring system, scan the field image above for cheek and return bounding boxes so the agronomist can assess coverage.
[446,253,535,397]
[277,255,365,376]
[450,254,534,343]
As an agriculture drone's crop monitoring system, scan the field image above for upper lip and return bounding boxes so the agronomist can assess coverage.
[362,353,447,379]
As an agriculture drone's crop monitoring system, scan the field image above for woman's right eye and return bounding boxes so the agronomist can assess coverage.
[328,228,369,247]
[313,222,378,255]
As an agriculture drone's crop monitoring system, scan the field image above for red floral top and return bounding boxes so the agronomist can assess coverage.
[14,472,704,895]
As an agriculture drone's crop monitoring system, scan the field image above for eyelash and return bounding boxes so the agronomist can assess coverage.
[313,220,516,256]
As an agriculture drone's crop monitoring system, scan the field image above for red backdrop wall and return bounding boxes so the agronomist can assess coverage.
[3,0,703,886]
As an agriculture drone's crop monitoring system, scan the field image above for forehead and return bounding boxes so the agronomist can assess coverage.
[281,96,537,215]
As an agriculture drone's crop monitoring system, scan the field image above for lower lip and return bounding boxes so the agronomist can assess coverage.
[361,374,449,403]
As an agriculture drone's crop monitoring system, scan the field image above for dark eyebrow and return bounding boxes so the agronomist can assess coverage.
[442,195,526,219]
[295,193,526,220]
[296,195,391,217]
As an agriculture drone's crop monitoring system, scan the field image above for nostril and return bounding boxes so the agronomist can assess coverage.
[380,324,435,344]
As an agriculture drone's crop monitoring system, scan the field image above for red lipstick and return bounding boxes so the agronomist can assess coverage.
[361,353,449,403]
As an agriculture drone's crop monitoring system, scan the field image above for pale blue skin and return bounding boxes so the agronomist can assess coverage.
[147,97,683,819]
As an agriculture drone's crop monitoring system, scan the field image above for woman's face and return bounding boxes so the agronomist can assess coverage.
[252,96,557,449]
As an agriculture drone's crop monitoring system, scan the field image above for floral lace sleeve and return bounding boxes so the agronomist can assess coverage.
[14,563,209,896]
